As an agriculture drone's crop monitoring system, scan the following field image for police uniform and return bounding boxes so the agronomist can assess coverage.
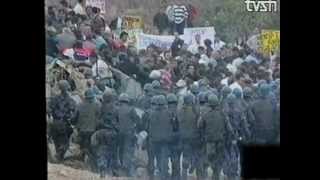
[116,93,140,176]
[48,80,77,161]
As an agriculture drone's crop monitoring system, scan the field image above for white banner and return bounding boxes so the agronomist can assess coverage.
[137,33,175,50]
[137,27,216,50]
[86,0,106,14]
[183,27,216,46]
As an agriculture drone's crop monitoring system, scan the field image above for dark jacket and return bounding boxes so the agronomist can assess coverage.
[49,94,77,122]
[171,38,184,58]
[177,106,199,140]
[203,108,227,142]
[116,104,139,135]
[100,102,118,130]
[153,12,169,33]
[251,98,278,142]
[76,100,101,132]
[148,106,174,142]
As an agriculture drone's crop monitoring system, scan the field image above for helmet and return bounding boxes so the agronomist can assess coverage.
[184,93,195,105]
[157,95,167,105]
[210,88,219,96]
[190,83,199,94]
[118,93,130,103]
[259,84,270,97]
[226,94,236,104]
[151,96,158,105]
[221,86,232,97]
[243,87,253,98]
[198,92,208,103]
[143,83,153,92]
[103,89,114,102]
[85,89,95,99]
[167,93,178,104]
[152,80,161,89]
[233,88,242,98]
[208,94,219,106]
[58,80,71,92]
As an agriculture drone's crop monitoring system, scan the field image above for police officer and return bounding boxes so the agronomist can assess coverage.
[74,89,102,162]
[146,95,173,180]
[90,127,118,178]
[202,94,228,180]
[137,83,153,111]
[220,86,232,106]
[166,93,180,180]
[243,87,254,105]
[100,89,118,129]
[232,88,251,143]
[177,93,200,180]
[116,93,140,176]
[195,91,211,180]
[151,80,166,96]
[48,80,77,161]
[143,95,158,178]
[222,94,242,180]
[251,84,278,144]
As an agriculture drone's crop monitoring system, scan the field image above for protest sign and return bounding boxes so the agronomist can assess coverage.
[260,30,280,55]
[86,0,106,14]
[137,33,175,50]
[127,29,143,47]
[122,16,143,30]
[183,27,216,46]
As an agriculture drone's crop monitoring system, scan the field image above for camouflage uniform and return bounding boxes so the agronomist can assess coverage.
[194,91,211,180]
[48,80,77,161]
[177,93,200,180]
[202,94,227,180]
[75,89,102,162]
[251,84,278,144]
[146,95,173,180]
[136,83,153,111]
[116,93,140,176]
[90,128,118,178]
[222,94,248,180]
[167,93,180,180]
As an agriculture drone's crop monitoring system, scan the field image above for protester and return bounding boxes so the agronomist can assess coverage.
[171,32,184,57]
[153,6,170,35]
[173,1,189,34]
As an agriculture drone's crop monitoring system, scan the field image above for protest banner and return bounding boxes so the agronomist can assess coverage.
[183,27,216,46]
[259,30,280,55]
[137,33,175,50]
[127,29,143,47]
[122,16,143,30]
[86,0,106,14]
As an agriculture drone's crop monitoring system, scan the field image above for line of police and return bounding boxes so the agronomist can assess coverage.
[47,78,280,180]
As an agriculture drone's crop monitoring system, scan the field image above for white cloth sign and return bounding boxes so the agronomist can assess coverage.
[137,33,175,50]
[183,27,216,46]
[86,0,106,14]
[137,27,216,50]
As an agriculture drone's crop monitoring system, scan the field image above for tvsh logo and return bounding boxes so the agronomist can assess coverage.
[245,0,278,12]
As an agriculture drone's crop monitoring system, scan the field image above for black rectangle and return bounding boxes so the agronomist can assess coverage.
[241,145,280,179]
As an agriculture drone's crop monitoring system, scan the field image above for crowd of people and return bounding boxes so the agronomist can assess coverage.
[46,0,280,180]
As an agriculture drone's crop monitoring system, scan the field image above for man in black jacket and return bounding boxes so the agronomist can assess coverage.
[153,7,169,35]
[171,32,184,58]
